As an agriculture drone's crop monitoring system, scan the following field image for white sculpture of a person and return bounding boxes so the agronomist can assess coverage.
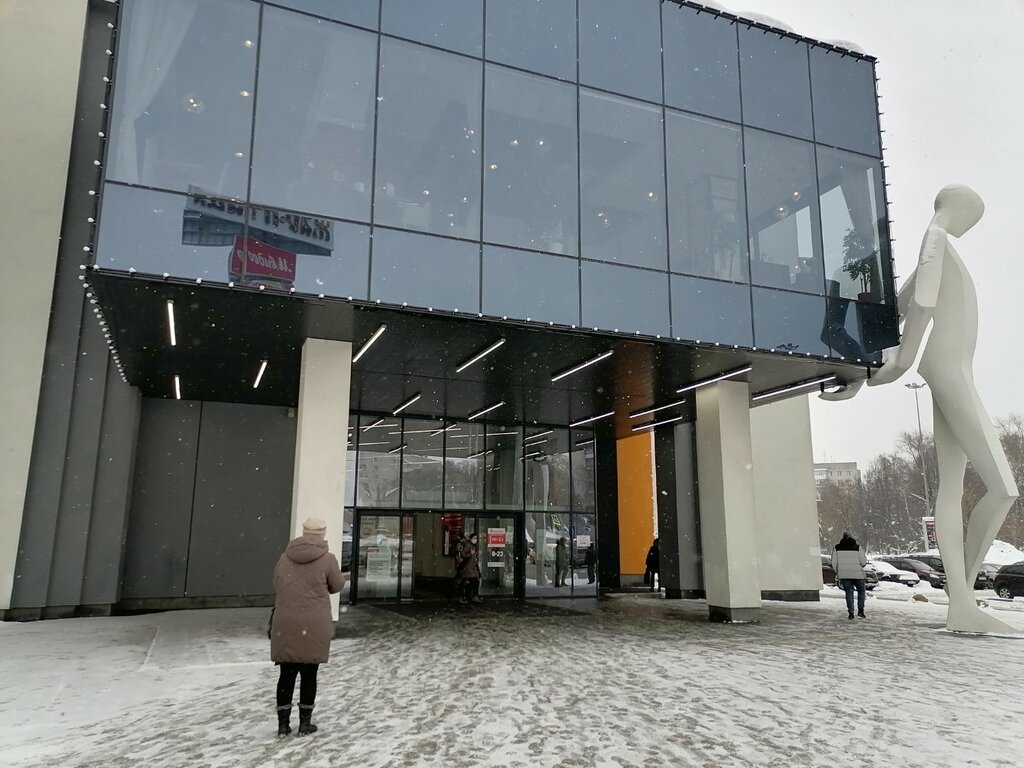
[823,184,1019,634]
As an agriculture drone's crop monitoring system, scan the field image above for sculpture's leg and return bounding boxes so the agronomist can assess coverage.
[931,393,1016,634]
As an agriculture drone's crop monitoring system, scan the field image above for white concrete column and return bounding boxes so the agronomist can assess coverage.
[751,396,821,599]
[292,338,352,620]
[0,1,87,612]
[695,380,761,622]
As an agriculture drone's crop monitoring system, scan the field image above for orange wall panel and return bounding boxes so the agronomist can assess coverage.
[617,431,655,575]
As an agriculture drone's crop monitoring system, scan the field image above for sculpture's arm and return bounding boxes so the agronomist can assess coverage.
[897,269,917,317]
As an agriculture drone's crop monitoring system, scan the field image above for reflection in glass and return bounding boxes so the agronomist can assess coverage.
[356,513,403,599]
[525,429,570,512]
[485,0,576,81]
[738,27,813,140]
[370,228,480,312]
[485,426,522,511]
[374,40,482,239]
[570,435,598,594]
[478,514,516,597]
[96,184,235,280]
[579,0,663,103]
[581,262,670,337]
[579,91,667,270]
[751,288,830,357]
[817,147,889,304]
[482,246,579,326]
[671,275,753,347]
[355,414,403,507]
[444,423,484,509]
[107,0,257,199]
[250,9,376,222]
[381,0,483,56]
[271,0,380,29]
[824,298,898,363]
[401,419,444,508]
[745,129,823,295]
[484,66,578,256]
[810,48,881,157]
[666,112,748,282]
[662,4,741,122]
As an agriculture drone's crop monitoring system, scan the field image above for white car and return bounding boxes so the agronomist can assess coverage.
[869,559,920,587]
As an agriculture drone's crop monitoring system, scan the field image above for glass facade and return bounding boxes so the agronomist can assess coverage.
[97,0,894,361]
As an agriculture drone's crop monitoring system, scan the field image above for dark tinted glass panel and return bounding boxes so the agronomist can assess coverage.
[751,287,829,357]
[745,129,823,294]
[242,208,369,298]
[738,27,812,140]
[581,262,670,337]
[484,67,577,256]
[578,0,662,103]
[817,147,889,304]
[666,112,747,281]
[374,40,482,239]
[662,5,741,122]
[108,0,257,199]
[370,228,480,312]
[401,419,444,507]
[579,91,667,269]
[824,298,897,363]
[570,436,596,514]
[482,246,579,326]
[484,0,576,81]
[671,275,752,347]
[250,9,376,222]
[485,426,523,510]
[524,428,571,512]
[445,422,484,509]
[97,184,236,281]
[356,414,403,507]
[810,48,880,157]
[270,0,380,29]
[381,0,482,56]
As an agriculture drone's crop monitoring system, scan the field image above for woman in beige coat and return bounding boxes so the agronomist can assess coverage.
[270,518,344,737]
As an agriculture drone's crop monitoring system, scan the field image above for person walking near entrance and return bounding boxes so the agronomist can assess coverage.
[270,518,344,738]
[459,533,483,604]
[585,543,597,584]
[645,538,660,593]
[554,537,570,587]
[832,531,868,620]
[451,534,468,602]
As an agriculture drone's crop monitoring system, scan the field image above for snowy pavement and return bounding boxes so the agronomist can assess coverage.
[3,593,1023,768]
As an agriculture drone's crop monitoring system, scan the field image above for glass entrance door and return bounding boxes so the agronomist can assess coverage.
[355,512,413,600]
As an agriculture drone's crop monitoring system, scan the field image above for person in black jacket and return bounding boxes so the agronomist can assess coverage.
[832,531,868,619]
[645,538,660,593]
[584,543,597,584]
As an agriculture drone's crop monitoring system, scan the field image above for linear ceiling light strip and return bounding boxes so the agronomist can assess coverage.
[569,411,615,428]
[468,401,506,421]
[392,393,421,415]
[388,443,407,454]
[525,429,553,440]
[253,360,268,389]
[352,324,387,363]
[631,414,685,433]
[166,299,177,347]
[550,350,613,383]
[455,338,506,373]
[173,375,182,401]
[676,364,753,394]
[628,398,687,420]
[466,449,494,460]
[752,375,838,402]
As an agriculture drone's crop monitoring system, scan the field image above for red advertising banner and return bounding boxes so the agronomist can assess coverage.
[229,236,296,287]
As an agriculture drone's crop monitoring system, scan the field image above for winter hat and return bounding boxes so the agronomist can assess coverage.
[302,518,327,537]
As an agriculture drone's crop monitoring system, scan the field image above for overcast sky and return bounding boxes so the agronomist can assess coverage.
[735,0,1024,469]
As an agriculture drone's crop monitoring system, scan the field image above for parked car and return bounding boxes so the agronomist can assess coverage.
[869,559,920,587]
[820,555,878,589]
[876,556,946,589]
[992,562,1024,600]
[908,553,990,590]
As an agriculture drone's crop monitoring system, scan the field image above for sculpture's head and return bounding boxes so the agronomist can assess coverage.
[934,184,984,237]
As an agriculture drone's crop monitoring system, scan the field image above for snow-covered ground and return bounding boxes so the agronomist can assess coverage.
[3,594,1024,768]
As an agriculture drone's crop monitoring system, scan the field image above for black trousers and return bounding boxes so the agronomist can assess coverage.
[463,577,480,600]
[276,662,319,708]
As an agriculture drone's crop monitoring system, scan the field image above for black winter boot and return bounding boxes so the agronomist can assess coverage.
[276,706,292,738]
[297,705,318,736]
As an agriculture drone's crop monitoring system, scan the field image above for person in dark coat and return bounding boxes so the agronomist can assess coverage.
[459,533,482,603]
[645,538,660,592]
[270,518,344,737]
[554,537,570,587]
[584,543,597,584]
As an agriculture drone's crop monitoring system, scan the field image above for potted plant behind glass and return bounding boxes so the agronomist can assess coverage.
[841,228,878,302]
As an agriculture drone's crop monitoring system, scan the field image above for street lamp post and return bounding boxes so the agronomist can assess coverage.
[905,382,931,514]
